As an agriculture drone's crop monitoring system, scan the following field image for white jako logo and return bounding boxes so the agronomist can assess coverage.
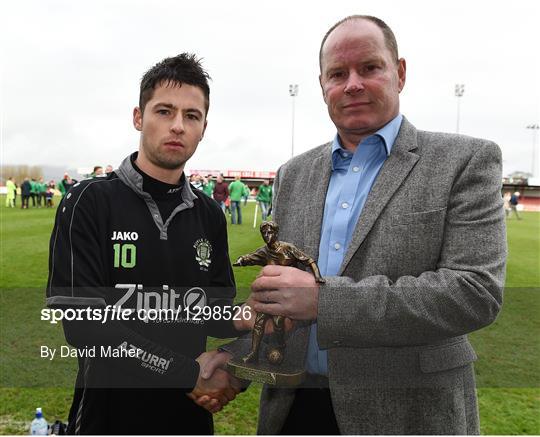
[111,231,139,241]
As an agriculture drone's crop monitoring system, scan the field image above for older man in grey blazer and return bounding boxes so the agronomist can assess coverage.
[197,14,506,435]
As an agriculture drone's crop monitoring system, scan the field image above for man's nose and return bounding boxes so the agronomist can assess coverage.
[344,71,364,94]
[170,115,185,135]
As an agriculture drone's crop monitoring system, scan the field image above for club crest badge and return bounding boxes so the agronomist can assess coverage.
[194,239,212,268]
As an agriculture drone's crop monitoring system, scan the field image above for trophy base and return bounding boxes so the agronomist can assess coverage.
[227,359,305,387]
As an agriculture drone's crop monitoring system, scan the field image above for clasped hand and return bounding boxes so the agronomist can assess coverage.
[187,350,240,414]
[189,266,318,413]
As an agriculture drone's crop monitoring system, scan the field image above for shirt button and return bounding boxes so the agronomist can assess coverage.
[341,202,349,209]
[343,152,349,157]
[352,166,360,172]
[334,243,341,250]
[154,214,159,219]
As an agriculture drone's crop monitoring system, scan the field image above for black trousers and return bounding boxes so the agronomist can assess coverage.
[21,194,30,208]
[66,388,213,435]
[279,388,340,435]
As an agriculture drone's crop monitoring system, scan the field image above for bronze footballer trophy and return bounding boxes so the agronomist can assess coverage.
[227,221,325,386]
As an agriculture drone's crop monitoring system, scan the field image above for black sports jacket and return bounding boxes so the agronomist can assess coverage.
[46,153,240,434]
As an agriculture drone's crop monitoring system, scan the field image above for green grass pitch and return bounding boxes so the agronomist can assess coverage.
[0,198,538,434]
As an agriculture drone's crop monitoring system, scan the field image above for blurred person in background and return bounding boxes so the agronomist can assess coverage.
[13,179,18,206]
[228,175,244,224]
[509,191,522,220]
[58,173,78,198]
[213,174,229,213]
[37,177,47,207]
[5,177,16,208]
[30,178,38,207]
[20,177,31,209]
[192,173,204,190]
[45,181,55,208]
[242,182,250,206]
[503,192,511,218]
[93,166,104,176]
[202,174,215,198]
[256,179,272,221]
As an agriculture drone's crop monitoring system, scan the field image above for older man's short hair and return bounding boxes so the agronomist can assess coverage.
[319,15,399,71]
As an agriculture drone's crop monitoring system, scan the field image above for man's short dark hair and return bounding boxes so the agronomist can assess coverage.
[319,15,399,71]
[139,53,211,114]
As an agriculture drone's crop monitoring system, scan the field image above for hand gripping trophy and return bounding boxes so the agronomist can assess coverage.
[229,220,325,385]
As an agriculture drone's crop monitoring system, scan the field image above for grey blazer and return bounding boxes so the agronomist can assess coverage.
[225,118,506,435]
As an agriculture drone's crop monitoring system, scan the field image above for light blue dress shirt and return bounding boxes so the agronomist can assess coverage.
[306,114,403,375]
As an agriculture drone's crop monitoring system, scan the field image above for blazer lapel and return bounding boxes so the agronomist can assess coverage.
[339,118,420,274]
[302,143,333,260]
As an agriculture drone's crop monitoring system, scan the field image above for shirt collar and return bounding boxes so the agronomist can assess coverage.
[331,113,403,167]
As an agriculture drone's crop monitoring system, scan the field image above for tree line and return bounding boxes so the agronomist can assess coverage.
[1,165,44,184]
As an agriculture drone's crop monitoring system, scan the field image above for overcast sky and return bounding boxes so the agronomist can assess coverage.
[1,0,539,177]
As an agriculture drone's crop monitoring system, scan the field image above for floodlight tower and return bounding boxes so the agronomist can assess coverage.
[289,84,299,158]
[455,84,465,134]
[526,124,539,178]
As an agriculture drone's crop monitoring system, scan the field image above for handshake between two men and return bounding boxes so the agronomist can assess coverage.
[187,263,321,413]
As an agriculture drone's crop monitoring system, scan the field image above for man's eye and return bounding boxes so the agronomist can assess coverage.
[157,109,170,115]
[186,113,200,121]
[365,65,379,72]
[329,71,344,79]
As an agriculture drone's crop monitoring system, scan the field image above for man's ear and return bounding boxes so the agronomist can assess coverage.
[133,107,143,131]
[319,74,328,104]
[397,58,406,92]
[200,119,208,141]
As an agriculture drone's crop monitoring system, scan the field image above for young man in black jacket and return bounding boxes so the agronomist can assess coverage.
[46,54,250,435]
